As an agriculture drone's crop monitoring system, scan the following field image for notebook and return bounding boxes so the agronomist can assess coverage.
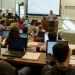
[2,38,27,58]
[22,52,41,60]
[2,30,9,38]
[20,33,28,38]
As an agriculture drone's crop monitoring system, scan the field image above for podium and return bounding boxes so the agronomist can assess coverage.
[42,20,59,32]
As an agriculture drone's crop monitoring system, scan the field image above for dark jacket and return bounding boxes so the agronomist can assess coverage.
[42,64,75,75]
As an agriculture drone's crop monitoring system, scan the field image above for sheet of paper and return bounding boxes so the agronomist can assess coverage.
[70,56,75,64]
[28,42,38,47]
[69,44,75,49]
[22,52,41,60]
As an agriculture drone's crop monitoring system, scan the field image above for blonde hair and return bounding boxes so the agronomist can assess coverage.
[39,25,43,30]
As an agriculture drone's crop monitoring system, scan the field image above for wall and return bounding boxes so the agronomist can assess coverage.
[0,0,75,29]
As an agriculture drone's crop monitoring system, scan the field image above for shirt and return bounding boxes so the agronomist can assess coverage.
[10,23,17,27]
[48,14,57,21]
[28,25,37,33]
[42,64,75,75]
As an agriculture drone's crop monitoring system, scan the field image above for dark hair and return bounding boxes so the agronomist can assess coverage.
[0,20,5,24]
[26,16,28,18]
[49,27,54,32]
[48,32,56,41]
[19,20,23,24]
[52,42,69,62]
[2,13,6,17]
[5,27,20,46]
[30,20,35,25]
[23,27,28,34]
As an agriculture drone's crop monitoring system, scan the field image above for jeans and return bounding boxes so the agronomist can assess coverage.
[18,67,31,75]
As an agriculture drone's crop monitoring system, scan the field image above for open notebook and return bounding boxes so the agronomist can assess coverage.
[22,52,41,60]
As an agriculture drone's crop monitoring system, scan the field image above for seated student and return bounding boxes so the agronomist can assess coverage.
[2,13,6,20]
[49,27,62,40]
[7,20,18,30]
[18,20,24,29]
[0,20,6,36]
[5,27,20,48]
[39,25,45,32]
[28,20,37,34]
[1,27,20,47]
[14,13,20,21]
[42,42,74,75]
[23,27,32,40]
[40,32,56,51]
[0,60,31,75]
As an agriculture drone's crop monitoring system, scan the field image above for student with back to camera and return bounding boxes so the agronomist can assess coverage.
[42,42,75,75]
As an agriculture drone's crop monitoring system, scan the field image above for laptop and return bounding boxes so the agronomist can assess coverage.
[2,30,9,38]
[20,33,28,38]
[46,40,68,61]
[35,26,39,30]
[25,24,30,28]
[2,38,27,58]
[19,29,23,33]
[44,33,48,42]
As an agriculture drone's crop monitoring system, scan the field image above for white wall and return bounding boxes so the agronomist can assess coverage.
[0,0,75,29]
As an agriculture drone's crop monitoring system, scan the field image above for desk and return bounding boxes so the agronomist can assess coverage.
[0,48,46,66]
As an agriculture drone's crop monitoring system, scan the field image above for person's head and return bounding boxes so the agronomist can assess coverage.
[0,20,6,26]
[6,9,9,13]
[2,13,6,17]
[5,27,20,46]
[23,27,28,34]
[0,60,15,75]
[19,20,23,24]
[39,25,43,30]
[48,32,56,41]
[50,10,53,15]
[15,13,18,16]
[26,16,28,19]
[10,13,13,16]
[52,42,70,63]
[49,27,54,32]
[30,20,35,25]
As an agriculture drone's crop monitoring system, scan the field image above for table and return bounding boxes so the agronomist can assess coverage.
[0,48,46,66]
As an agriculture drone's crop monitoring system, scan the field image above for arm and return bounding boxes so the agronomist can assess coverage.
[42,65,51,75]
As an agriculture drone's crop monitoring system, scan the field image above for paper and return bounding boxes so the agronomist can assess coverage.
[69,44,75,49]
[28,42,38,47]
[70,56,75,64]
[22,52,41,60]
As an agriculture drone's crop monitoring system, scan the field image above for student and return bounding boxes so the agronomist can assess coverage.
[23,27,32,40]
[0,20,6,36]
[39,25,45,32]
[41,42,74,75]
[18,20,24,29]
[40,32,57,51]
[2,13,6,20]
[0,60,16,75]
[5,9,9,16]
[7,20,18,30]
[5,27,20,48]
[28,20,37,34]
[0,60,31,75]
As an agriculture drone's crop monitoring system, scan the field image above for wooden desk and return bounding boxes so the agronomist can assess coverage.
[0,48,46,66]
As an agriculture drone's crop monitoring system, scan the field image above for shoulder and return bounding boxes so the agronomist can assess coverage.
[42,65,51,75]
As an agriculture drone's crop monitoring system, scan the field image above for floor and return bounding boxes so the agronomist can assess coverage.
[58,29,75,44]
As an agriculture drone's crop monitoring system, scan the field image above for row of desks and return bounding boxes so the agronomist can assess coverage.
[0,44,75,67]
